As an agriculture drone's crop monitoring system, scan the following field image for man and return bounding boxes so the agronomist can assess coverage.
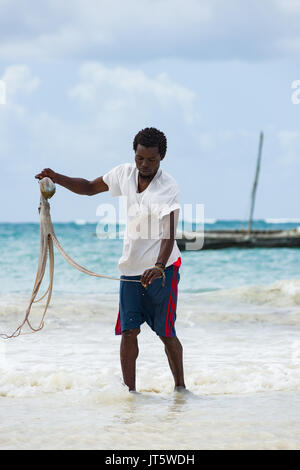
[35,127,185,393]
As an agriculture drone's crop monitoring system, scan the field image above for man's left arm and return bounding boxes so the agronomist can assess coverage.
[141,210,176,287]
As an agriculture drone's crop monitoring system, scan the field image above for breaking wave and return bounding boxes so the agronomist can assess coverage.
[1,278,300,327]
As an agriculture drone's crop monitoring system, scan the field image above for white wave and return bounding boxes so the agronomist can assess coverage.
[215,279,300,307]
[1,356,299,399]
[177,279,300,325]
[181,279,300,308]
[74,219,86,225]
[0,366,126,399]
[2,279,300,328]
[205,218,217,224]
[265,218,300,224]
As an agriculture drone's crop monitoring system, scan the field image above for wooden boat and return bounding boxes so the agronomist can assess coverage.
[176,133,300,250]
[176,227,300,250]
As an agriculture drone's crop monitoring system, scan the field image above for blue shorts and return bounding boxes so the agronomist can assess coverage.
[115,261,181,338]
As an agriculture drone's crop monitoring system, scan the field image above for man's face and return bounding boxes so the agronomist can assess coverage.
[135,144,162,178]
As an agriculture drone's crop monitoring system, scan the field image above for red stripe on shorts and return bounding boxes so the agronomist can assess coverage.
[168,267,178,336]
[172,257,181,268]
[115,303,121,335]
[165,266,176,337]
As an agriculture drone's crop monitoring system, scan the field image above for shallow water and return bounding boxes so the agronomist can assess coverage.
[2,391,300,450]
[1,292,300,449]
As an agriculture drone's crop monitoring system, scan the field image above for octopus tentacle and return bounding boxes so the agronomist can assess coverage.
[33,234,50,303]
[50,230,136,282]
[36,235,54,331]
[33,285,50,303]
[31,229,46,294]
[0,234,49,338]
[29,235,48,298]
[25,234,53,332]
[19,236,49,334]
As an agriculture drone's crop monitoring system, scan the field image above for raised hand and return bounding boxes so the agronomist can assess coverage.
[35,168,57,183]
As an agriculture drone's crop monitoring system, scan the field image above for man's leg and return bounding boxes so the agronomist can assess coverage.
[159,336,186,390]
[120,327,140,391]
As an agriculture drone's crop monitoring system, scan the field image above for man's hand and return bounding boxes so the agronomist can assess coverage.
[35,168,57,183]
[141,267,163,287]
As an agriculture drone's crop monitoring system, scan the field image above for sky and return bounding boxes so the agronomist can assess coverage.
[0,0,299,222]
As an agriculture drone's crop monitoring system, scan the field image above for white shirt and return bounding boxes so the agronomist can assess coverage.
[103,163,181,275]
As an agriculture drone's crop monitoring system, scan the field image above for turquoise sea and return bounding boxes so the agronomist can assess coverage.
[1,219,300,296]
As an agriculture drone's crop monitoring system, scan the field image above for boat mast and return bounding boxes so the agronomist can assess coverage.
[248,131,264,233]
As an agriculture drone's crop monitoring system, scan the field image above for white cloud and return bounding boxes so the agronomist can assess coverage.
[0,62,201,176]
[279,37,300,55]
[69,62,200,128]
[275,0,300,13]
[0,0,300,62]
[1,65,40,100]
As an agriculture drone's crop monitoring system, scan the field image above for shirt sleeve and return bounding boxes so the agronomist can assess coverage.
[150,179,181,220]
[160,199,181,219]
[102,164,124,197]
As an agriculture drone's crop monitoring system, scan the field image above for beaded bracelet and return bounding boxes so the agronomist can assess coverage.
[155,262,166,269]
[153,266,166,287]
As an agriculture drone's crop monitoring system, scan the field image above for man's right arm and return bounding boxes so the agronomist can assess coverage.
[35,168,109,196]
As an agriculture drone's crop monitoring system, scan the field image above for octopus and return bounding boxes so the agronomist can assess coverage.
[1,177,139,339]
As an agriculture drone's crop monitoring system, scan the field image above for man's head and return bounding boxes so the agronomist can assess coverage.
[133,127,167,179]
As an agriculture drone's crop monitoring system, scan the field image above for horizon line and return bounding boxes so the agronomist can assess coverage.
[1,218,300,224]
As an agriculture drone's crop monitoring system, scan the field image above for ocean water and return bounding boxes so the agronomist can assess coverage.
[0,220,300,450]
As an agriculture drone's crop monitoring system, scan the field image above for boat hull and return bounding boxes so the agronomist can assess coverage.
[176,229,300,250]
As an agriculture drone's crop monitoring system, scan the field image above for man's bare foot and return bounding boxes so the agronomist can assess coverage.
[174,385,189,393]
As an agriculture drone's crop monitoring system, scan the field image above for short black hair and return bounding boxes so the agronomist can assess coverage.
[133,127,167,158]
